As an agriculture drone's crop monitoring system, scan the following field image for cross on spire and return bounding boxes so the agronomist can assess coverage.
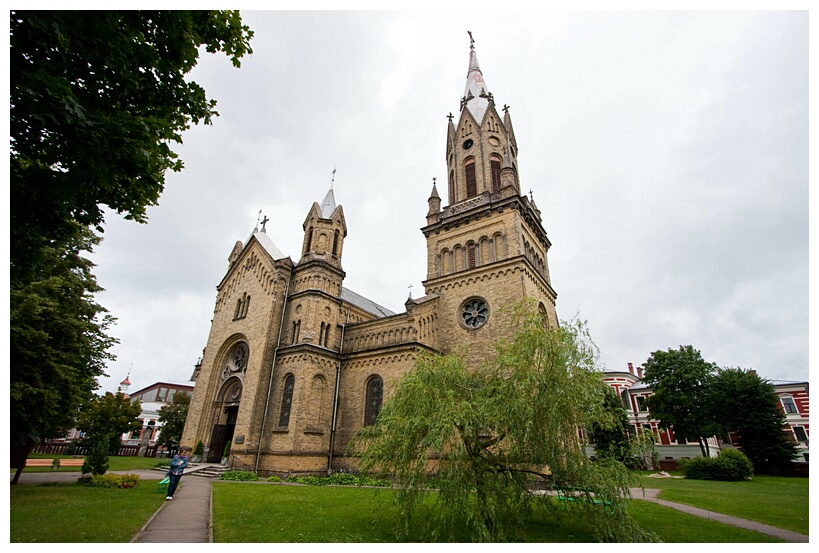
[408,283,413,299]
[260,215,269,232]
[468,30,475,50]
[330,167,336,190]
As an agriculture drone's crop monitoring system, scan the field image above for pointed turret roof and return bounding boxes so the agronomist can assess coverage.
[462,37,491,124]
[319,187,336,218]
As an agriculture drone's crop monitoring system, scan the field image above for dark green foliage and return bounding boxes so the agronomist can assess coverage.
[709,368,799,475]
[82,434,110,476]
[76,391,142,452]
[10,225,117,449]
[679,449,754,481]
[355,301,657,543]
[285,473,392,487]
[588,385,632,462]
[10,10,254,281]
[157,392,191,448]
[77,473,141,488]
[219,470,259,481]
[642,345,722,457]
[193,440,205,456]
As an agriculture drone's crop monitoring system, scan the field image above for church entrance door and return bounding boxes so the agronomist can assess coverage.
[207,405,238,463]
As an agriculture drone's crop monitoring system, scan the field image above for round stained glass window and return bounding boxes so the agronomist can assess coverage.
[461,298,489,329]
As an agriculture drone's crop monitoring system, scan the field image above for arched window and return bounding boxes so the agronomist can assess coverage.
[332,230,340,257]
[449,170,455,203]
[490,155,502,192]
[364,376,383,426]
[465,159,477,198]
[467,243,476,269]
[305,227,313,253]
[278,374,295,427]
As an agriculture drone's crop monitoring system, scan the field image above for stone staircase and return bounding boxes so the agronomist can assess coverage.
[151,463,231,478]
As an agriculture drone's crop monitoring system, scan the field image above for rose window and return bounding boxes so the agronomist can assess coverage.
[461,298,489,329]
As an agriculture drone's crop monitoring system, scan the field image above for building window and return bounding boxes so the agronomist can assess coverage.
[467,244,476,268]
[490,155,501,192]
[364,376,383,426]
[636,396,648,412]
[291,320,301,345]
[465,159,477,198]
[781,397,798,414]
[461,297,489,329]
[793,426,808,443]
[234,292,250,320]
[332,230,340,257]
[278,375,295,427]
[642,424,655,443]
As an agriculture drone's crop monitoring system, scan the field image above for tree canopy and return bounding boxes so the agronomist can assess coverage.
[157,392,192,448]
[354,302,656,543]
[10,224,117,448]
[641,345,722,457]
[709,367,799,474]
[76,391,143,452]
[10,10,254,281]
[9,11,253,457]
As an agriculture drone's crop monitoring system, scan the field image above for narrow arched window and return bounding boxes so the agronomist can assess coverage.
[305,227,313,253]
[467,243,476,269]
[278,374,295,427]
[364,376,383,426]
[332,230,340,257]
[465,159,477,198]
[490,155,501,192]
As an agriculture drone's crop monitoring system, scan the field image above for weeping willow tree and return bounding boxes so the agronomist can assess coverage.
[354,301,657,542]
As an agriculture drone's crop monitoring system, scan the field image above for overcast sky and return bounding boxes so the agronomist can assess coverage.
[85,9,810,395]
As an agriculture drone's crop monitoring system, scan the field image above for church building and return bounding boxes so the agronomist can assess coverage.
[181,39,559,475]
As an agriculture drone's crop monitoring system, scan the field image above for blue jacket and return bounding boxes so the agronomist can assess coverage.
[168,454,188,476]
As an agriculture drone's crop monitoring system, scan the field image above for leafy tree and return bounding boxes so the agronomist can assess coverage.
[355,302,656,543]
[641,345,722,457]
[9,10,252,468]
[76,392,143,452]
[709,367,799,474]
[588,385,631,463]
[82,433,111,476]
[10,224,117,452]
[157,392,192,448]
[10,10,254,282]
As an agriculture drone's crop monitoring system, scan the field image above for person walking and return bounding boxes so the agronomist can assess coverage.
[165,446,189,500]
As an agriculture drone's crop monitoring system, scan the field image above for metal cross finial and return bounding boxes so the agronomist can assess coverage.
[256,209,262,227]
[260,215,269,231]
[468,31,474,50]
[503,104,510,114]
[408,283,413,298]
[447,112,454,122]
[330,167,336,189]
[432,177,436,186]
[529,189,534,202]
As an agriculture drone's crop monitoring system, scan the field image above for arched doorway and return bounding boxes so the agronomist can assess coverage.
[208,377,242,463]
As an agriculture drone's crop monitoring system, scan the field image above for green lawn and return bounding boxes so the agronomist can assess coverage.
[633,473,808,535]
[211,482,785,542]
[10,463,807,543]
[10,481,165,542]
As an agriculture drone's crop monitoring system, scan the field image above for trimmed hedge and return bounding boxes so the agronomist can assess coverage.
[678,448,754,481]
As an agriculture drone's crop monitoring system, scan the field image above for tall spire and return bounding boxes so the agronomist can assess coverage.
[462,31,492,124]
[319,168,337,218]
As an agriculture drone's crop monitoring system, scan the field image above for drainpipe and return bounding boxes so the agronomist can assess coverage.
[255,269,292,473]
[327,307,350,474]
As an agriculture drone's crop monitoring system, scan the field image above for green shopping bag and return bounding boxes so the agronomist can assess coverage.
[156,476,170,493]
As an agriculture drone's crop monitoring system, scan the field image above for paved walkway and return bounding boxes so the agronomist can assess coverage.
[11,470,808,543]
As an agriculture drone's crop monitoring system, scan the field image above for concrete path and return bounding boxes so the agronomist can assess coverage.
[11,470,808,543]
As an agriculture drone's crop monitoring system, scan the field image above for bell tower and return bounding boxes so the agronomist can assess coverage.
[422,35,559,357]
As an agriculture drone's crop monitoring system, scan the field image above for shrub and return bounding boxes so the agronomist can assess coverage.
[266,475,281,482]
[193,440,204,457]
[679,449,753,481]
[219,470,259,481]
[77,473,141,488]
[284,473,392,487]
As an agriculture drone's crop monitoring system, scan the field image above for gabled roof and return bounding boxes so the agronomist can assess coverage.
[248,228,287,261]
[341,287,395,318]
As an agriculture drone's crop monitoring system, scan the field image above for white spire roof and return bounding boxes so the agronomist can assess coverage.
[319,187,336,218]
[463,43,491,124]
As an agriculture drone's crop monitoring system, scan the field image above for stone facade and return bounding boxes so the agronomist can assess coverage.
[181,43,560,476]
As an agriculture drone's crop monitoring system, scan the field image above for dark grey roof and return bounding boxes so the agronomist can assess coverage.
[341,287,395,318]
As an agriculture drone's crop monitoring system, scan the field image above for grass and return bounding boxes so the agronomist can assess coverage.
[10,459,807,543]
[10,480,165,542]
[211,482,786,542]
[632,472,809,535]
